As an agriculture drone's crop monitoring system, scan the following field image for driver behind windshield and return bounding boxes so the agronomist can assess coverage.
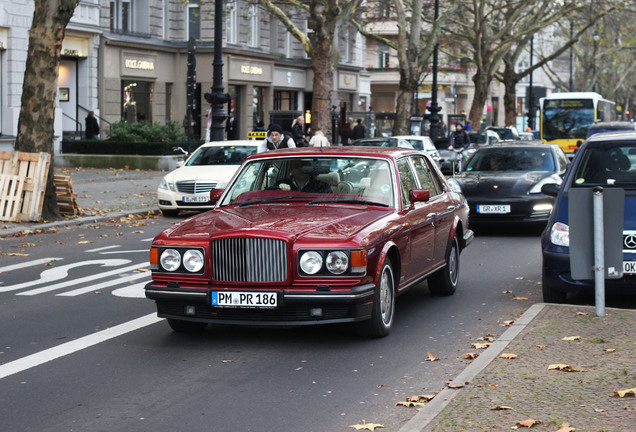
[273,160,333,193]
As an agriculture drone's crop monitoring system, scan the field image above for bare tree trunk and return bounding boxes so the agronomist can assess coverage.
[469,69,490,128]
[501,60,520,127]
[15,0,79,220]
[309,25,335,139]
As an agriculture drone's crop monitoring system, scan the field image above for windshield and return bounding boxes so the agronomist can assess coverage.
[465,147,555,172]
[186,145,257,166]
[571,143,636,187]
[469,132,488,144]
[219,157,396,207]
[542,99,595,141]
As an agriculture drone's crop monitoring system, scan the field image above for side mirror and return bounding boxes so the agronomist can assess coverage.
[541,183,560,197]
[210,189,224,202]
[409,189,430,207]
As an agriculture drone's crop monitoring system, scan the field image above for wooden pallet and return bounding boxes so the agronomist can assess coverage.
[0,151,50,222]
[54,174,80,216]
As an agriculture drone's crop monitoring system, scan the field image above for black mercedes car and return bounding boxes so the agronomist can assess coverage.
[447,142,569,226]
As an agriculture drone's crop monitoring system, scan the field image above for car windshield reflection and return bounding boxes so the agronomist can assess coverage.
[186,145,257,166]
[219,157,396,208]
[465,148,555,172]
[571,144,636,187]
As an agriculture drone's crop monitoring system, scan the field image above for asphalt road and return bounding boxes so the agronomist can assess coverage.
[0,220,585,432]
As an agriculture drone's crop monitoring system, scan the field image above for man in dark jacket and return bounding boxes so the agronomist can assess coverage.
[257,123,297,153]
[85,111,100,139]
[449,123,471,150]
[352,119,366,140]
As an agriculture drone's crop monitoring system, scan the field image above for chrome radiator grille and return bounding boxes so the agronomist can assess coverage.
[176,180,217,194]
[212,238,287,282]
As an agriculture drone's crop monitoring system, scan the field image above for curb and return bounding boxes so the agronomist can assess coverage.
[398,303,548,432]
[0,208,158,238]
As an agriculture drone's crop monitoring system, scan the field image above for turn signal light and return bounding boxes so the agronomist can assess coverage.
[350,250,367,274]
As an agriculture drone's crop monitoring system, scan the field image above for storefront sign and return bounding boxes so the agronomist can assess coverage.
[240,65,263,75]
[61,37,87,57]
[121,52,157,78]
[229,58,273,83]
[338,72,358,91]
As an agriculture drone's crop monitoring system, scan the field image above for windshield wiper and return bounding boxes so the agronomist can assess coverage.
[308,198,390,207]
[238,195,312,207]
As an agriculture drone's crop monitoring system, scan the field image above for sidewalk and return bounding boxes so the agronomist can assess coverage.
[401,303,636,432]
[0,167,167,237]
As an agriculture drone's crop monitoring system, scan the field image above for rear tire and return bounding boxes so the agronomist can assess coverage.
[357,257,395,338]
[542,270,567,303]
[167,318,207,333]
[428,236,459,296]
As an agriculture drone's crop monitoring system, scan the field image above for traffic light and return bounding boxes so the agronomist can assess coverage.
[626,109,631,117]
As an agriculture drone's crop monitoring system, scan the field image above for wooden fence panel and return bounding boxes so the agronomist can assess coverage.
[0,151,50,222]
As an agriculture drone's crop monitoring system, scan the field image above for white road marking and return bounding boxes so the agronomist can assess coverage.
[57,271,149,296]
[0,258,63,274]
[0,313,163,381]
[99,249,148,255]
[112,281,148,298]
[85,245,120,253]
[16,262,147,296]
[0,259,130,293]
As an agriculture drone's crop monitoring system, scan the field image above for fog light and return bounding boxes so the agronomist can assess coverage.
[184,305,196,316]
[310,308,323,317]
[533,203,553,212]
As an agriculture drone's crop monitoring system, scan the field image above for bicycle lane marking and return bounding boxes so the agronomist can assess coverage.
[0,313,163,381]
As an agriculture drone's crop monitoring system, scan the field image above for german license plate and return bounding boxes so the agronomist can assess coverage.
[183,195,209,203]
[624,261,636,275]
[211,291,277,308]
[477,204,511,214]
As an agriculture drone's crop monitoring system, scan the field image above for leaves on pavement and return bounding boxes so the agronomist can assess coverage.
[562,336,581,341]
[425,352,439,361]
[516,418,542,428]
[472,342,491,349]
[499,353,518,359]
[554,423,575,432]
[349,420,384,430]
[464,352,479,360]
[614,387,636,397]
[490,405,513,410]
[547,362,589,372]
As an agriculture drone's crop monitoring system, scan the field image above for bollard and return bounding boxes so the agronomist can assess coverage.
[592,186,605,317]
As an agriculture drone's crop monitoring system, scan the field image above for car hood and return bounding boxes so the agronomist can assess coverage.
[164,165,241,184]
[454,171,553,195]
[156,204,394,243]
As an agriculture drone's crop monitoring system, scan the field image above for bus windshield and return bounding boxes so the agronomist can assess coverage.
[542,99,594,141]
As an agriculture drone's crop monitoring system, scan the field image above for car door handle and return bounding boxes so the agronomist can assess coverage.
[446,205,456,211]
[427,213,437,219]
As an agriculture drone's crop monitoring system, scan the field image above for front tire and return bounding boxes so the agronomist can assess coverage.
[357,257,395,338]
[167,318,207,333]
[428,236,459,296]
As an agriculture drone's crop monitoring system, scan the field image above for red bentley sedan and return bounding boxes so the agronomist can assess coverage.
[146,147,473,337]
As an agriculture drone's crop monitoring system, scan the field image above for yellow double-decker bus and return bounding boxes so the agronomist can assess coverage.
[540,92,616,156]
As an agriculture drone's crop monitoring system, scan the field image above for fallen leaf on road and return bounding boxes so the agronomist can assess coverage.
[464,353,479,360]
[554,422,575,432]
[222,360,234,363]
[5,253,29,256]
[500,353,518,359]
[503,290,512,293]
[576,311,589,315]
[614,387,636,397]
[516,418,542,428]
[134,268,149,272]
[472,342,491,349]
[602,348,616,353]
[349,420,384,430]
[499,320,514,327]
[547,362,589,372]
[535,343,548,349]
[425,352,439,361]
[447,383,464,389]
[406,395,435,402]
[490,405,513,410]
[562,336,581,341]
[513,297,529,300]
[594,408,605,413]
[477,336,496,342]
[396,401,427,408]
[76,241,93,244]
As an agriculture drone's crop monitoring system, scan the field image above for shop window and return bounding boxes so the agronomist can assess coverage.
[274,91,298,111]
[187,2,200,41]
[122,80,154,123]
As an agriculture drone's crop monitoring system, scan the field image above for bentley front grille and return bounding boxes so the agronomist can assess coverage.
[176,180,217,194]
[212,238,287,282]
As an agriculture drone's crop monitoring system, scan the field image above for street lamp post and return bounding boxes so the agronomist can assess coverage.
[427,0,441,140]
[527,36,535,130]
[204,0,231,142]
[592,31,600,92]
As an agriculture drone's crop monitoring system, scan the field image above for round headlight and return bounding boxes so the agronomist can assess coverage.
[183,249,204,272]
[300,251,323,274]
[326,251,349,274]
[160,249,181,272]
